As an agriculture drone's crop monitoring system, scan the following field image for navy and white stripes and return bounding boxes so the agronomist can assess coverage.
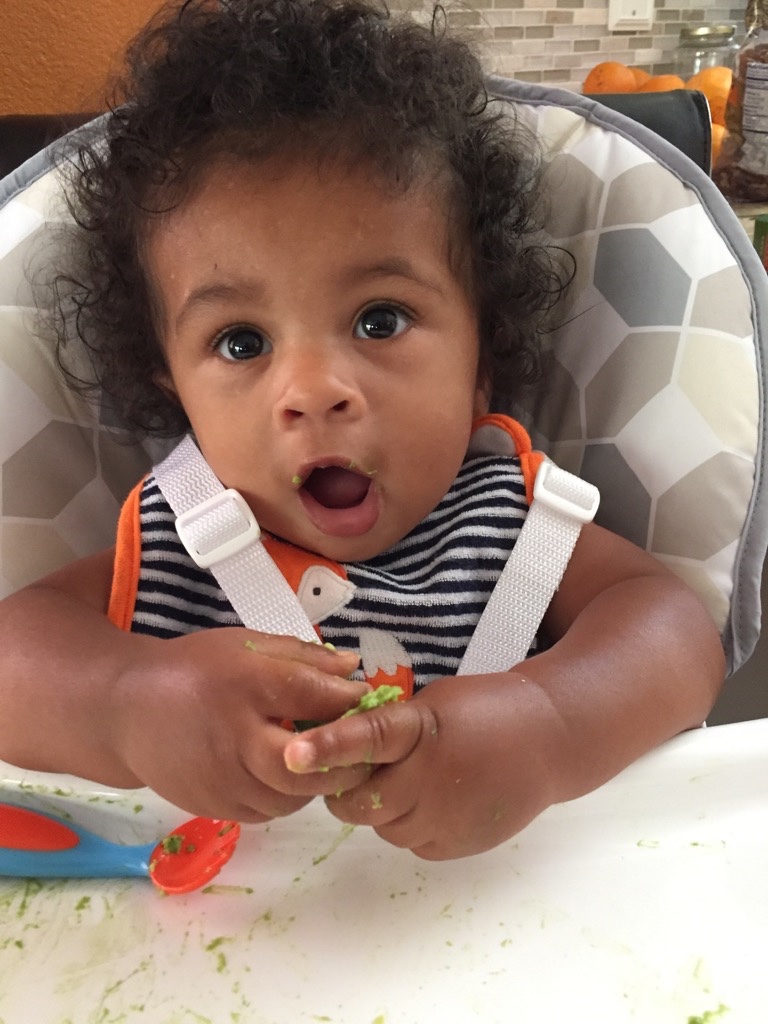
[132,455,529,687]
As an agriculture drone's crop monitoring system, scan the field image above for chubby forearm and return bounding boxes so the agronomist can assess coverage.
[524,571,725,804]
[0,582,150,785]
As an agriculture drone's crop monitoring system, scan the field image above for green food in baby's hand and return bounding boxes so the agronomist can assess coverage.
[294,684,404,732]
[340,685,404,717]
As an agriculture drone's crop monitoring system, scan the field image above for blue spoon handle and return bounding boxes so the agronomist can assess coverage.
[0,804,156,880]
[0,841,156,879]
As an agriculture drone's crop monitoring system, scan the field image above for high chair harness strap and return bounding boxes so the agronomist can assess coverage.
[151,435,599,672]
[456,460,599,675]
[152,435,319,644]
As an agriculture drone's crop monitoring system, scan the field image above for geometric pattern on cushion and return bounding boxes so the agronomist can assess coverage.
[0,169,166,595]
[488,85,766,673]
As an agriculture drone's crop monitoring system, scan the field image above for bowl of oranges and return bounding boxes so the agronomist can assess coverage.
[581,60,731,165]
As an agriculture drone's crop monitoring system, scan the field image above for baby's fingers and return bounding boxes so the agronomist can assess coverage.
[234,633,367,721]
[283,702,434,774]
[241,631,360,676]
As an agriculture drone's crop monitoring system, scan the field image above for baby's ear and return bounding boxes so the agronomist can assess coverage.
[473,379,491,418]
[154,369,180,404]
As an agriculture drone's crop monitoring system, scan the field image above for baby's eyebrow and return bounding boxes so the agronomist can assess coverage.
[344,257,448,297]
[174,280,264,331]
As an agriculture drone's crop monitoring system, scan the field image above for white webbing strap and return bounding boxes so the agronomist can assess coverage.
[152,435,319,642]
[457,460,599,676]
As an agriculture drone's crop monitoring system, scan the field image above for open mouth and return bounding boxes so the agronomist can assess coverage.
[297,464,380,538]
[301,466,372,509]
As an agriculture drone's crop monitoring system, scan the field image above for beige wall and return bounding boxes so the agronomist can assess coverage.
[0,0,163,114]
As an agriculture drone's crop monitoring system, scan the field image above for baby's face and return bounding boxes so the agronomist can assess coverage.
[148,155,486,561]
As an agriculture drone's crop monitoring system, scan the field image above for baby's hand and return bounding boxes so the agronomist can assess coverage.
[112,628,371,822]
[283,672,565,859]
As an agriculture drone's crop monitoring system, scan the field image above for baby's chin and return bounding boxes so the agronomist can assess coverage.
[251,492,388,562]
[275,526,393,564]
[260,510,397,563]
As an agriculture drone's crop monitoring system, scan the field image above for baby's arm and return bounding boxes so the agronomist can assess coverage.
[283,522,725,858]
[0,551,371,820]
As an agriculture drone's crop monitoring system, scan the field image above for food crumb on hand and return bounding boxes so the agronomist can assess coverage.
[341,685,404,717]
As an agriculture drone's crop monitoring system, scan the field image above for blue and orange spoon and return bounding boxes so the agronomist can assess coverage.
[0,802,240,894]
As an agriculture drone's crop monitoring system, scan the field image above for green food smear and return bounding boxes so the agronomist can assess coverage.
[201,884,254,895]
[341,685,404,717]
[295,684,404,732]
[312,823,356,865]
[688,1005,729,1024]
[160,834,184,854]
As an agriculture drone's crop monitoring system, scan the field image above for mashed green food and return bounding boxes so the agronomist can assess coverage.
[341,685,404,717]
[295,684,404,732]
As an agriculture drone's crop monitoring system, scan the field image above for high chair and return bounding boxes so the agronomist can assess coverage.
[1,80,766,679]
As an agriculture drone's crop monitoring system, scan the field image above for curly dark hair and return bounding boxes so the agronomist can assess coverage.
[51,0,570,437]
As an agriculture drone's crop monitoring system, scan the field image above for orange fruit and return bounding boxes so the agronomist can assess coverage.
[638,74,687,92]
[582,61,637,94]
[710,123,728,164]
[630,67,651,88]
[686,66,732,127]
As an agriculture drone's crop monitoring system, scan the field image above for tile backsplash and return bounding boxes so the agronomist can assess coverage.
[446,0,746,92]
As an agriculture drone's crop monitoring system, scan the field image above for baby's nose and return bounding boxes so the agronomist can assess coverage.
[274,348,363,422]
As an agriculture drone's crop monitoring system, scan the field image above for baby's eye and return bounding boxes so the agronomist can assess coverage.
[354,305,411,340]
[215,327,271,361]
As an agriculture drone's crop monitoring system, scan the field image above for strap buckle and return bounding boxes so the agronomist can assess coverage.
[533,461,600,524]
[175,488,261,569]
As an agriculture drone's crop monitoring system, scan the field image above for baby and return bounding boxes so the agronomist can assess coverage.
[0,0,724,859]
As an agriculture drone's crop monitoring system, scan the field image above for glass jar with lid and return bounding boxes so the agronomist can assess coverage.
[712,0,768,201]
[675,24,740,79]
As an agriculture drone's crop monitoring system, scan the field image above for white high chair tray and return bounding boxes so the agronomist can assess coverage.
[0,719,766,1023]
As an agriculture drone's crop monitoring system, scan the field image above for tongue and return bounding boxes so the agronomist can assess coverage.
[303,467,371,509]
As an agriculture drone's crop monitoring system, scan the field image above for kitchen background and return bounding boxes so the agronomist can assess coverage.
[452,0,744,91]
[0,0,749,113]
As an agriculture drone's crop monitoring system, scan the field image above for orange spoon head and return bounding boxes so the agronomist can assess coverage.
[148,819,241,895]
